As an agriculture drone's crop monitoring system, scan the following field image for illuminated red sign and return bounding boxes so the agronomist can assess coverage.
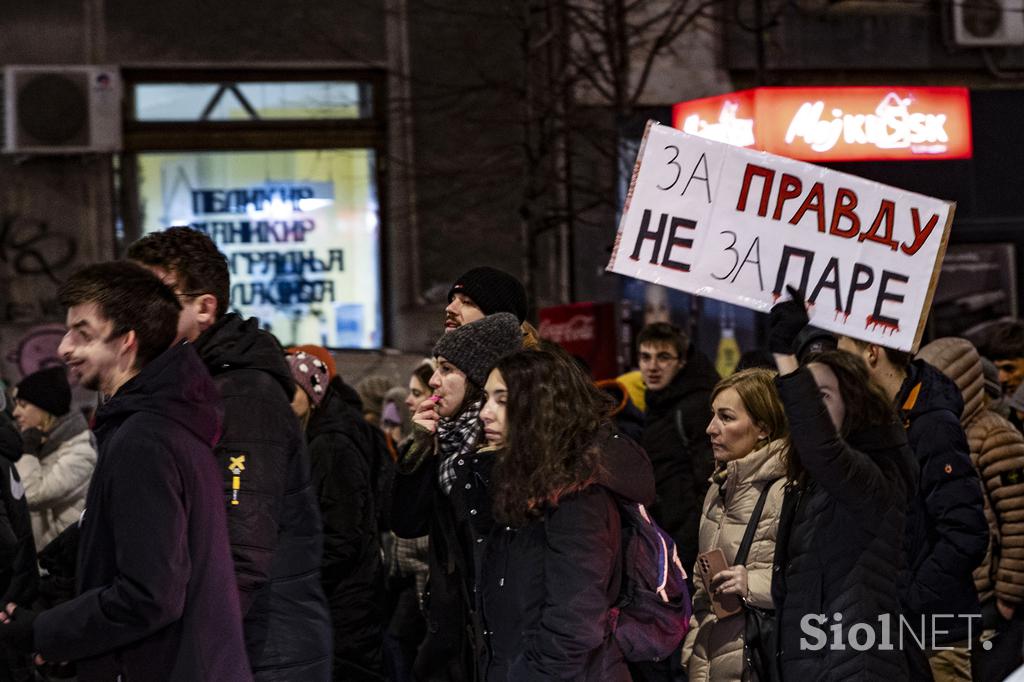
[672,87,972,162]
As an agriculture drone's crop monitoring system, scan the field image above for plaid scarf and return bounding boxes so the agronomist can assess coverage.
[436,399,482,495]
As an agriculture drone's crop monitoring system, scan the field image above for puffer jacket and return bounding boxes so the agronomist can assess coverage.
[896,359,988,642]
[194,313,331,680]
[774,367,916,682]
[683,440,787,682]
[918,337,1024,607]
[479,430,656,682]
[16,411,97,548]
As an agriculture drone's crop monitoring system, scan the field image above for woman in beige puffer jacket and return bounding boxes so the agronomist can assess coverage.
[683,368,789,682]
[11,366,97,549]
[917,337,1024,614]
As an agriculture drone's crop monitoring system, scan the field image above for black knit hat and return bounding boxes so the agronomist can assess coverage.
[15,367,71,417]
[433,312,522,387]
[447,267,529,323]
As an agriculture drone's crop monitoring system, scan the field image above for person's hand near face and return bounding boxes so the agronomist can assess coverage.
[429,357,468,419]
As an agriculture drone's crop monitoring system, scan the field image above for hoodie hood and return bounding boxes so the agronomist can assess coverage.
[916,338,985,426]
[193,313,294,400]
[596,429,656,506]
[645,346,720,417]
[898,358,965,424]
[307,375,364,439]
[94,341,222,447]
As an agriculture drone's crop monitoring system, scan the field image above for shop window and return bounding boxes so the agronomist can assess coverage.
[123,71,385,349]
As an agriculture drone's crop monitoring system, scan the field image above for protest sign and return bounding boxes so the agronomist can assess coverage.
[606,121,955,351]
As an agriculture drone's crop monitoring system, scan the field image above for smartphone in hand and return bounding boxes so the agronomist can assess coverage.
[697,548,742,619]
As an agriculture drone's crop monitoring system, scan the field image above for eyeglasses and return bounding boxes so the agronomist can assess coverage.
[639,352,679,365]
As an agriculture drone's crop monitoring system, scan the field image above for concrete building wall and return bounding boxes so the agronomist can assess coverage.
[0,0,731,386]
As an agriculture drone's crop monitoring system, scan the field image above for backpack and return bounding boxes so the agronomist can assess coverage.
[609,498,692,662]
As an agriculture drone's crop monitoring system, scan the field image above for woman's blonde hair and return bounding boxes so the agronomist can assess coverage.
[711,368,789,443]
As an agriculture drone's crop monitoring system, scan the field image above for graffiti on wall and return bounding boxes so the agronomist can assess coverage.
[0,212,79,324]
[4,323,67,380]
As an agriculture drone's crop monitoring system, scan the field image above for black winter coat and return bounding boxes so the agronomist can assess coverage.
[0,406,36,606]
[479,431,656,682]
[773,368,916,682]
[305,376,385,680]
[641,346,719,571]
[897,360,988,643]
[0,457,38,606]
[34,342,250,682]
[391,433,496,681]
[0,412,21,462]
[194,314,331,680]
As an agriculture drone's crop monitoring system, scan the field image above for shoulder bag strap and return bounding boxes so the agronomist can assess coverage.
[734,483,772,566]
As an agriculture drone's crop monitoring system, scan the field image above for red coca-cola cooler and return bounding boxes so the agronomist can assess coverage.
[538,301,620,380]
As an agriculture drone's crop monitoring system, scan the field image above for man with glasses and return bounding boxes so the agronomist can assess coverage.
[633,322,718,682]
[637,322,719,574]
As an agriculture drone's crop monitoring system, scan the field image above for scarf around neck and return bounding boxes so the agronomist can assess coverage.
[436,398,482,495]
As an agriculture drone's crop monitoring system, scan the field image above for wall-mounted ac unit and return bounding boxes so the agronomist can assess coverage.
[953,0,1024,46]
[3,65,122,154]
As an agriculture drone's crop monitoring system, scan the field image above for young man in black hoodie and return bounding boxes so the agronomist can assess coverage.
[0,261,249,680]
[636,322,718,574]
[839,335,988,679]
[127,228,331,681]
[634,322,717,682]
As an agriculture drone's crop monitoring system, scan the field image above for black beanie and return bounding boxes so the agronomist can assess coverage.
[15,367,71,417]
[432,313,523,387]
[447,266,529,323]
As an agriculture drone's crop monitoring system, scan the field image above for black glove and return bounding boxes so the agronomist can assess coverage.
[768,285,810,355]
[19,428,45,457]
[0,606,36,652]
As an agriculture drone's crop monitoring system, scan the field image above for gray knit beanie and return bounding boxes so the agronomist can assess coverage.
[432,312,522,387]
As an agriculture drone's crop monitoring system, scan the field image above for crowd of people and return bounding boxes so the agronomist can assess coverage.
[0,227,1020,682]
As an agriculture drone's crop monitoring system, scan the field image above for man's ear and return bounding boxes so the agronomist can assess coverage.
[865,343,884,369]
[195,294,218,328]
[119,329,140,367]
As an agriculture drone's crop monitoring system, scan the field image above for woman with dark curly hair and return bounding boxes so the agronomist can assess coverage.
[768,290,917,682]
[477,349,656,681]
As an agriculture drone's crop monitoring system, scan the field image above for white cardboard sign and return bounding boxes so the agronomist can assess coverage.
[607,121,955,352]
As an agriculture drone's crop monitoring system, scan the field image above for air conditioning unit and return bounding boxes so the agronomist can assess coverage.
[952,0,1024,46]
[3,65,122,154]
